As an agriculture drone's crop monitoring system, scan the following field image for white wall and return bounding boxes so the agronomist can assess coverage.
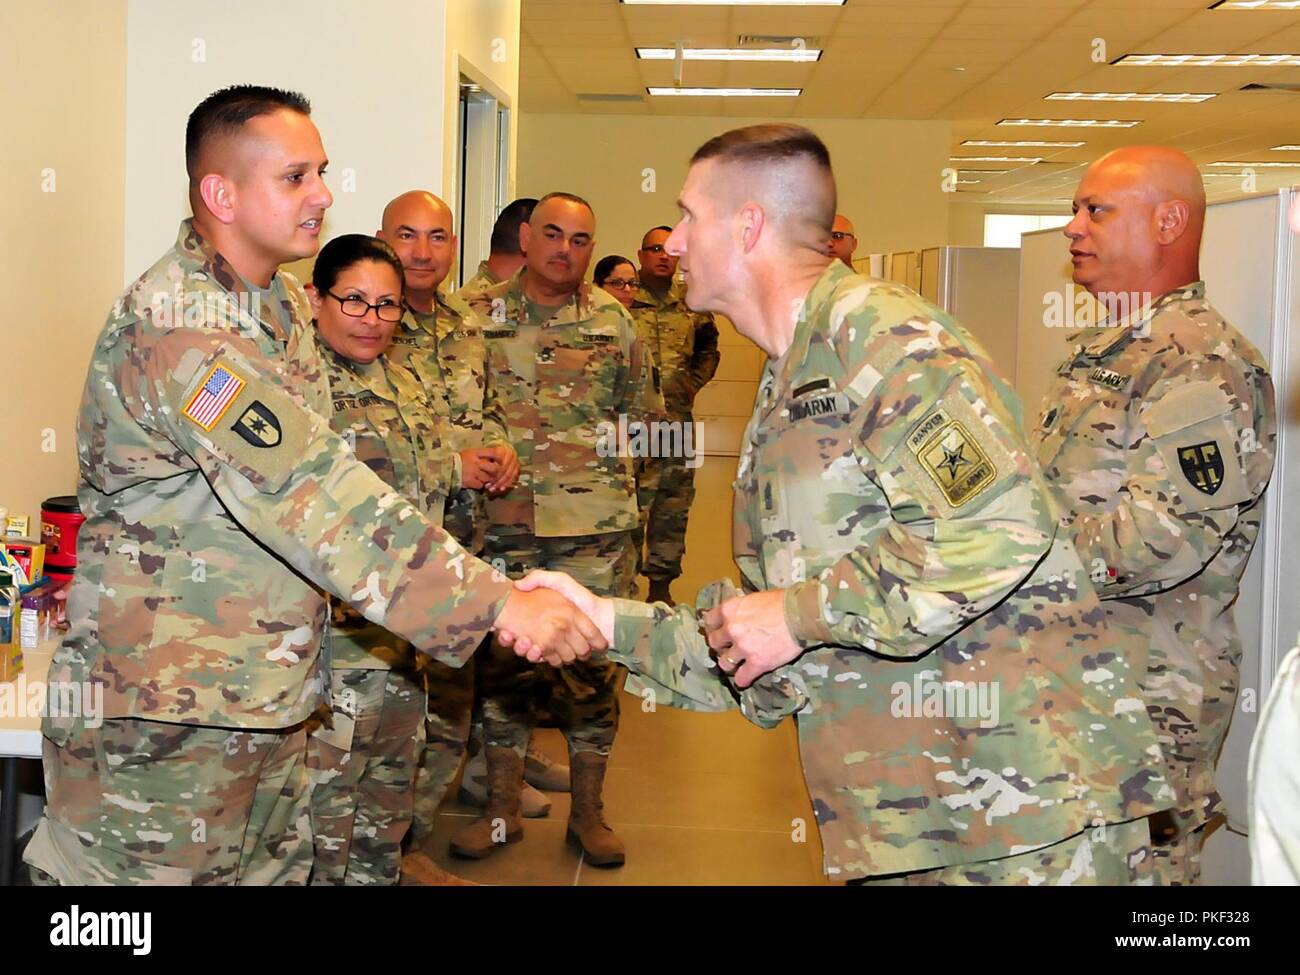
[0,0,127,539]
[123,0,463,280]
[516,114,952,266]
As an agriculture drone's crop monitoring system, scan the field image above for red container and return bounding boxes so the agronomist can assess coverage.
[41,495,84,572]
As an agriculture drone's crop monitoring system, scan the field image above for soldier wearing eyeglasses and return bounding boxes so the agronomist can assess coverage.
[629,226,720,604]
[828,214,857,268]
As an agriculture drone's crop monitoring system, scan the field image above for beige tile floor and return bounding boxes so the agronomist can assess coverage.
[416,457,832,885]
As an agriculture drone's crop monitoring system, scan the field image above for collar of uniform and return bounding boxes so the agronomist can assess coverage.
[507,267,603,327]
[1081,280,1205,358]
[176,218,293,341]
[769,260,851,407]
[631,281,675,310]
[434,291,470,340]
[320,337,397,400]
[475,260,499,287]
[401,302,437,337]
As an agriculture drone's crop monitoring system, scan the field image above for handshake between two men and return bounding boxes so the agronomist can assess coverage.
[493,571,805,689]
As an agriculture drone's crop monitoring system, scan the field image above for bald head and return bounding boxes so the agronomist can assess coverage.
[829,214,857,267]
[377,190,456,309]
[1065,144,1205,303]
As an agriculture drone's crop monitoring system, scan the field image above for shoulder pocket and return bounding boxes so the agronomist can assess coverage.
[1144,381,1251,511]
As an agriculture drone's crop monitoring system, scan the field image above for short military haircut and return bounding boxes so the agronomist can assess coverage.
[641,225,674,247]
[537,191,594,217]
[186,85,312,182]
[691,123,831,172]
[690,124,837,245]
[489,197,538,256]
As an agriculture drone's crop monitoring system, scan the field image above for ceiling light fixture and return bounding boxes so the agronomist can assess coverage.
[1116,53,1300,67]
[999,118,1141,128]
[647,86,801,97]
[637,47,821,62]
[1046,91,1216,103]
[962,140,1085,148]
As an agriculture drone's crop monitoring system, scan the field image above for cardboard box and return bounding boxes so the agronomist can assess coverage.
[0,539,45,586]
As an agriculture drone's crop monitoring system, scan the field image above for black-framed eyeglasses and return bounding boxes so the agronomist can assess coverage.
[641,244,669,254]
[327,291,403,323]
[830,231,856,241]
[602,278,638,291]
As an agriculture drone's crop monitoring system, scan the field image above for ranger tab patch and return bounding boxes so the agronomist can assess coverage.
[909,410,996,507]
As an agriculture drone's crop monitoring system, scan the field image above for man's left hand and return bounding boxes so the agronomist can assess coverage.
[483,444,520,494]
[703,589,802,689]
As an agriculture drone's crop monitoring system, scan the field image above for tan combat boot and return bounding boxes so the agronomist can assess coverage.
[460,746,553,817]
[565,751,625,868]
[399,850,478,886]
[449,746,525,859]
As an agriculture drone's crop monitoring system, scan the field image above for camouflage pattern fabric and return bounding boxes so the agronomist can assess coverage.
[307,667,425,885]
[456,260,499,300]
[464,268,663,539]
[24,219,511,885]
[603,261,1173,882]
[858,818,1153,886]
[387,297,508,552]
[27,719,312,885]
[479,531,630,758]
[385,296,509,841]
[629,281,719,584]
[1031,282,1276,885]
[1249,644,1300,885]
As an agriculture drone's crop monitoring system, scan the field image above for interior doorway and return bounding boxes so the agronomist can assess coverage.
[456,77,510,290]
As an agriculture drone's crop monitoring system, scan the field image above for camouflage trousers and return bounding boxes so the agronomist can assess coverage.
[408,653,477,844]
[636,449,698,585]
[24,717,312,885]
[306,666,425,885]
[478,531,629,757]
[858,818,1154,886]
[1149,808,1213,886]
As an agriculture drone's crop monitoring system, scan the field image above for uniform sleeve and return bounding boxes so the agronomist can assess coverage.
[783,334,1055,659]
[619,324,667,428]
[682,314,721,401]
[1063,355,1274,600]
[608,580,809,728]
[139,326,513,666]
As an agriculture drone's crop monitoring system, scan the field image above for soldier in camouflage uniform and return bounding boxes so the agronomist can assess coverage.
[21,87,602,886]
[456,197,537,298]
[1032,147,1277,885]
[373,192,538,879]
[630,226,720,603]
[451,193,663,867]
[511,125,1173,885]
[303,234,470,885]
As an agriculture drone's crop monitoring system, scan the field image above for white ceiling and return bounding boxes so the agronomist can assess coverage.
[520,0,1300,203]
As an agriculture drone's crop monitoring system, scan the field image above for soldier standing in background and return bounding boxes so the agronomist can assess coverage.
[1033,146,1276,885]
[451,193,662,867]
[629,226,719,603]
[305,235,463,885]
[510,124,1173,885]
[457,197,537,297]
[827,214,857,268]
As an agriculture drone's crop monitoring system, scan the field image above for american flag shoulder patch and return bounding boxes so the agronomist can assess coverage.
[182,362,247,431]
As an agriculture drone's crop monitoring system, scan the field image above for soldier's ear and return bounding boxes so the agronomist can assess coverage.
[304,283,322,317]
[519,222,532,254]
[1154,199,1190,246]
[197,173,236,226]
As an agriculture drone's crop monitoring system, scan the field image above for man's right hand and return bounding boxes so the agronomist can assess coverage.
[459,449,502,490]
[493,586,608,667]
